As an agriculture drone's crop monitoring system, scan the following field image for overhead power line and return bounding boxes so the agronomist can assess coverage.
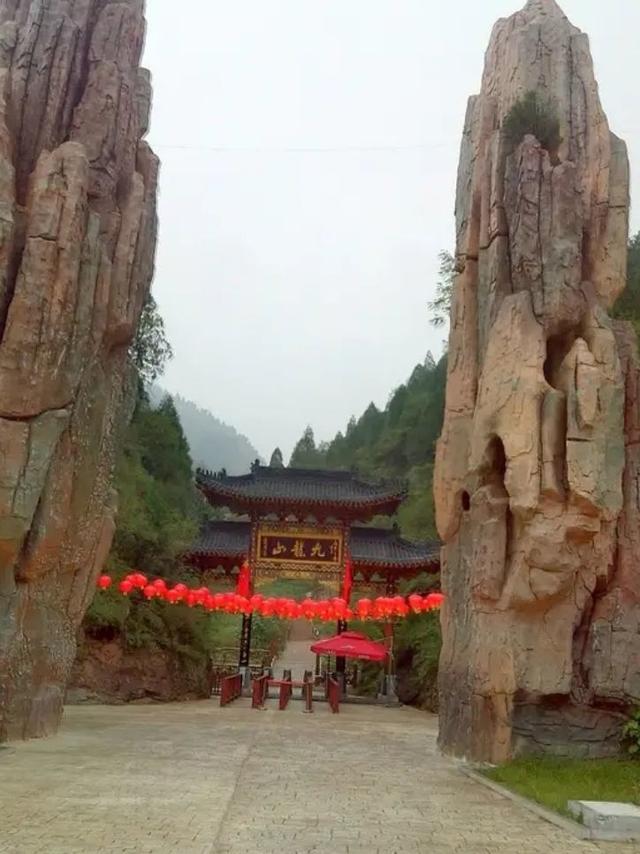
[153,140,453,153]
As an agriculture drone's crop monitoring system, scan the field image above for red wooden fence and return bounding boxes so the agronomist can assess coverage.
[208,666,236,697]
[251,675,269,709]
[219,673,242,707]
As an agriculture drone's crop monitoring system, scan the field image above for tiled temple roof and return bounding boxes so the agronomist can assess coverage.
[195,466,407,519]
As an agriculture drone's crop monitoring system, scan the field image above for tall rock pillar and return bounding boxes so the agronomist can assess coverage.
[434,0,639,761]
[0,0,158,740]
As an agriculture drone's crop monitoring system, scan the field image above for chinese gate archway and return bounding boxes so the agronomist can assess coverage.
[186,463,440,674]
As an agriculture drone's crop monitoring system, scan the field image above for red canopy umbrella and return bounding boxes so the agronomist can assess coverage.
[310,631,387,662]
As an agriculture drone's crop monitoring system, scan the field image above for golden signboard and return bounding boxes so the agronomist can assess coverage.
[255,523,344,580]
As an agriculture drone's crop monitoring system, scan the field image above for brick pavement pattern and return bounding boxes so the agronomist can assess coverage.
[0,701,636,854]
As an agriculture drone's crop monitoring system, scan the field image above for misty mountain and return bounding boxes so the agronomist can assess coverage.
[149,386,261,474]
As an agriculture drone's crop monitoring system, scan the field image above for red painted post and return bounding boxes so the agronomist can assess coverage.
[279,680,292,710]
[252,675,268,709]
[328,677,340,713]
[303,681,313,714]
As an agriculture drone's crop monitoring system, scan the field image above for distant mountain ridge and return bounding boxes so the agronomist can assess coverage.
[149,386,261,475]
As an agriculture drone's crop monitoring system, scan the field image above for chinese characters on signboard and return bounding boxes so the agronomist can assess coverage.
[257,531,342,566]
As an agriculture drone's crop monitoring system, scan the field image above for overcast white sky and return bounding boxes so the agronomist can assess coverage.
[143,0,639,461]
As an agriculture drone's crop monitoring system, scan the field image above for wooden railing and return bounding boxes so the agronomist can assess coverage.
[328,676,340,714]
[211,647,273,667]
[251,674,269,709]
[208,666,236,697]
[219,673,242,707]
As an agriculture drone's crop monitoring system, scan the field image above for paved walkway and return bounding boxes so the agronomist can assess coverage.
[0,701,636,854]
[274,621,319,680]
[274,638,318,679]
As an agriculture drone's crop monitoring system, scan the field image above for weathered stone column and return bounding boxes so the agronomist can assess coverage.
[0,0,158,740]
[434,0,639,761]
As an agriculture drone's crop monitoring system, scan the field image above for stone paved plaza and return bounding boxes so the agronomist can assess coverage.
[0,700,637,854]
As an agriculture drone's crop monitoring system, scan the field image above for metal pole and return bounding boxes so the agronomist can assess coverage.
[335,619,347,696]
[238,612,253,688]
[384,620,395,705]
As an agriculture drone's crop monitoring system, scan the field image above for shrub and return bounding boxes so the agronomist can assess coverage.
[393,573,442,710]
[503,90,561,155]
[622,708,640,756]
[84,571,130,640]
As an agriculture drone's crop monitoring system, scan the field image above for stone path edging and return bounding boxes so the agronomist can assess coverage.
[460,767,638,843]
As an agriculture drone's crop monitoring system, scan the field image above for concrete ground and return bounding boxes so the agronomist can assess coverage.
[0,700,636,854]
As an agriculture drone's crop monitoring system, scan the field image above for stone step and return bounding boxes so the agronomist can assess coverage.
[568,801,640,841]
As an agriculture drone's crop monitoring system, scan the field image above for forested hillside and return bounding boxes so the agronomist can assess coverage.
[71,306,279,703]
[287,233,640,544]
[288,351,447,711]
[289,351,447,539]
[149,386,261,474]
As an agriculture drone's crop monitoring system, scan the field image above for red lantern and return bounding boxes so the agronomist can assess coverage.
[119,579,133,595]
[396,601,409,617]
[97,574,112,590]
[191,587,206,606]
[408,594,422,613]
[287,601,301,619]
[333,597,347,618]
[166,589,179,604]
[143,585,156,600]
[173,583,188,601]
[423,592,445,611]
[371,597,384,618]
[355,597,372,619]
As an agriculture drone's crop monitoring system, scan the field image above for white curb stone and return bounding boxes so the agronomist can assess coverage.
[568,801,640,841]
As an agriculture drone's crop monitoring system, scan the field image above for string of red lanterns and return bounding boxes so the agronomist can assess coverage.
[96,573,444,622]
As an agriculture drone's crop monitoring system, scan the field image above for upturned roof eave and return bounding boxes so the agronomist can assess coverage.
[197,483,406,516]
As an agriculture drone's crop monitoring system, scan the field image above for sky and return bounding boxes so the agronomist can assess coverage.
[142,0,640,461]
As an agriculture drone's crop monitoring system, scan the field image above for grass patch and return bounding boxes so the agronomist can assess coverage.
[483,757,640,818]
